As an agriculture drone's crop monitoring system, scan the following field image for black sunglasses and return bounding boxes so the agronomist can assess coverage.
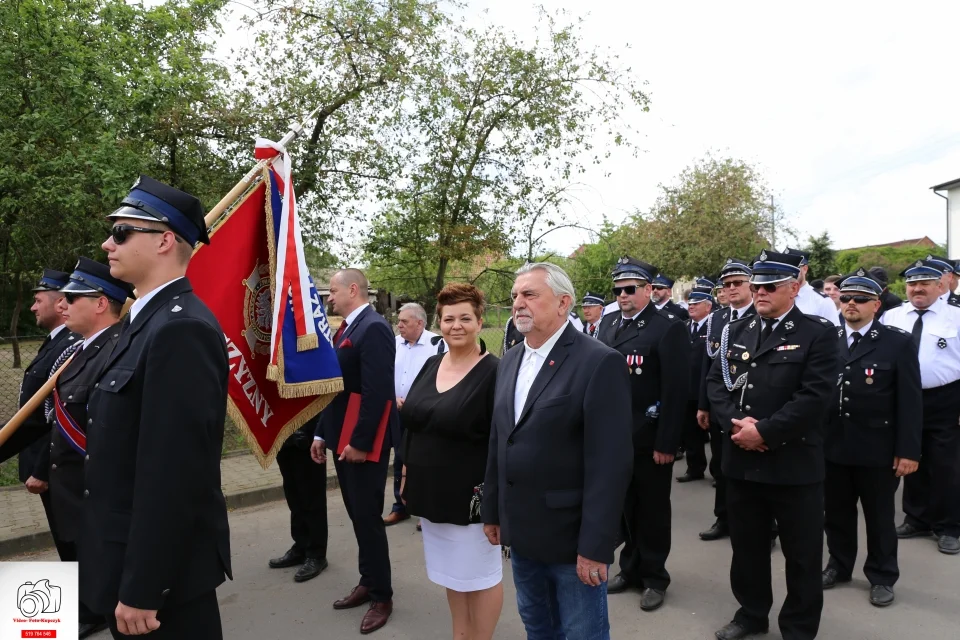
[750,282,789,293]
[651,285,669,290]
[721,279,748,289]
[110,224,183,245]
[839,294,876,304]
[613,285,638,296]
[64,292,100,304]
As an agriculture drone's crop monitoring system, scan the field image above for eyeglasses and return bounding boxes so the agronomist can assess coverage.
[721,279,748,289]
[651,285,669,291]
[64,292,100,304]
[613,285,638,296]
[750,282,789,294]
[839,294,876,304]
[110,224,183,245]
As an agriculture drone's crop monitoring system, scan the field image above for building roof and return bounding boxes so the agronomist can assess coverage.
[931,177,960,191]
[843,236,938,251]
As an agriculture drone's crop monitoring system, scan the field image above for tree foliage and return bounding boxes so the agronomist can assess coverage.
[803,231,837,280]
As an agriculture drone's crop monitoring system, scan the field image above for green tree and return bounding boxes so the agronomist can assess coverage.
[363,10,649,314]
[804,231,837,280]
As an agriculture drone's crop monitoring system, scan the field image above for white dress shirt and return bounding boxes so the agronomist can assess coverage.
[844,320,872,349]
[395,329,440,399]
[728,302,754,322]
[796,283,841,326]
[881,297,960,389]
[48,324,67,341]
[514,321,569,424]
[129,277,184,322]
[315,303,371,442]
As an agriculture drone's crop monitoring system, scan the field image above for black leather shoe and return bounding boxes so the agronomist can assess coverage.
[269,547,306,569]
[676,472,705,483]
[700,520,729,541]
[295,557,328,582]
[821,567,851,589]
[640,588,665,611]
[870,585,895,607]
[715,620,768,640]
[79,622,108,638]
[896,522,932,539]
[938,535,960,554]
[606,573,631,594]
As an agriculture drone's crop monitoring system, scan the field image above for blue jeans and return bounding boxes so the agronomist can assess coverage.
[511,551,610,640]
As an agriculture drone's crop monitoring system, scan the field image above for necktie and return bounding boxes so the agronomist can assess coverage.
[589,323,596,335]
[912,310,927,351]
[760,319,777,346]
[615,317,635,338]
[691,322,697,337]
[732,309,739,321]
[333,320,348,345]
[849,331,862,354]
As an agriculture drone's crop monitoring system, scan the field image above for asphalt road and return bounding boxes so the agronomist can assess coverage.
[14,468,959,639]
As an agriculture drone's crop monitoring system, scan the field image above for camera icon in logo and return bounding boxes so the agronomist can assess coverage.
[17,579,61,618]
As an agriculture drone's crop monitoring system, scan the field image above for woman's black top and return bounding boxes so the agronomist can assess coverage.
[400,352,499,526]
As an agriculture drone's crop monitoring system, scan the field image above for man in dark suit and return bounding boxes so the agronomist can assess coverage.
[81,176,232,639]
[483,262,632,640]
[651,274,689,321]
[311,268,395,634]
[706,250,838,640]
[598,257,690,612]
[697,259,757,541]
[821,269,922,608]
[0,268,79,561]
[47,258,131,638]
[677,279,714,483]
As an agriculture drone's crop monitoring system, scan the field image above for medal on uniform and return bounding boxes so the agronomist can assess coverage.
[730,364,737,374]
[865,368,874,384]
[741,351,750,361]
[635,355,643,375]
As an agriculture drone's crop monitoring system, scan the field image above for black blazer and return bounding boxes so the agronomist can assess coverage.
[698,304,757,413]
[49,325,121,542]
[706,305,838,485]
[826,323,922,467]
[315,305,398,455]
[686,318,708,404]
[80,278,232,614]
[482,323,633,565]
[0,328,80,482]
[597,304,690,453]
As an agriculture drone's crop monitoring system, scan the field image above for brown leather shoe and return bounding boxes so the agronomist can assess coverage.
[383,511,410,526]
[361,601,393,634]
[333,585,371,610]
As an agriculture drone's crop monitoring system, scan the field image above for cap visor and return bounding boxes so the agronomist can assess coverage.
[750,273,793,285]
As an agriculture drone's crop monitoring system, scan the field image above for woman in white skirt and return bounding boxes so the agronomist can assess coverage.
[400,283,503,639]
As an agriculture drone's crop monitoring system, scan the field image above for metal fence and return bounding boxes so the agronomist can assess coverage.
[0,337,43,425]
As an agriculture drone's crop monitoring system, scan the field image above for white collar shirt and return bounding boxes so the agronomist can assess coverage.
[129,277,183,322]
[514,321,569,424]
[395,329,440,399]
[881,297,960,389]
[796,283,841,326]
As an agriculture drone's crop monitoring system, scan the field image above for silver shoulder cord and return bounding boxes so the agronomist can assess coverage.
[705,311,719,359]
[719,323,748,393]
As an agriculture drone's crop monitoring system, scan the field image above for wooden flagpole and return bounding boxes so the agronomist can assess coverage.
[0,353,75,448]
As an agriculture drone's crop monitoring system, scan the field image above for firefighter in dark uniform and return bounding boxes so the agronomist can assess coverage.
[581,291,605,338]
[706,250,838,640]
[697,259,757,541]
[677,279,715,483]
[0,269,80,560]
[821,268,922,608]
[79,176,232,639]
[651,273,690,321]
[600,256,690,612]
[47,258,132,638]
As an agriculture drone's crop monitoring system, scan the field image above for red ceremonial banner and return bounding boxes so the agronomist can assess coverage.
[187,176,340,468]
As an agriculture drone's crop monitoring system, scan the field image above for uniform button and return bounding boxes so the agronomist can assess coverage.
[83,490,89,497]
[844,413,850,418]
[110,380,116,386]
[843,397,849,402]
[801,437,806,441]
[747,384,754,389]
[750,363,757,368]
[507,481,514,487]
[745,405,751,410]
[85,455,90,461]
[95,383,99,388]
[88,419,93,425]
[50,443,54,450]
[161,589,171,597]
[68,395,73,400]
[507,438,514,445]
[51,464,57,470]
[844,381,850,386]
[845,366,851,371]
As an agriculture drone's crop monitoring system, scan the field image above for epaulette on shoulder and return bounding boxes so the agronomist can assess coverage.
[949,298,960,308]
[656,308,682,322]
[888,325,909,335]
[802,313,832,326]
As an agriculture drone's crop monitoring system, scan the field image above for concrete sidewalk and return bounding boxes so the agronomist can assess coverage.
[0,450,351,558]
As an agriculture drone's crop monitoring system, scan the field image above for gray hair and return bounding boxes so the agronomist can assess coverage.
[399,302,427,325]
[516,262,576,313]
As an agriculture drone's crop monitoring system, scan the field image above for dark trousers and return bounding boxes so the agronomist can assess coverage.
[709,420,728,527]
[903,383,960,537]
[38,490,74,562]
[334,454,393,602]
[824,462,899,586]
[277,445,328,559]
[727,478,823,640]
[109,590,221,639]
[617,449,673,591]
[683,403,708,476]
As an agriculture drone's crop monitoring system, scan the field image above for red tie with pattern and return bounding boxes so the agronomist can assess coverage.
[333,320,348,345]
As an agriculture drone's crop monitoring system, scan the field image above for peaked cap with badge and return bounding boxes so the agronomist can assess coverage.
[612,256,658,283]
[109,175,210,245]
[32,269,71,292]
[900,259,944,283]
[836,267,883,297]
[751,249,803,285]
[61,257,134,303]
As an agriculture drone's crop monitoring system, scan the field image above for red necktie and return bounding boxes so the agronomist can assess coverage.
[589,324,596,334]
[333,320,348,345]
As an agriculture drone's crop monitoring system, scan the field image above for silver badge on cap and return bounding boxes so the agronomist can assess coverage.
[916,260,923,268]
[759,250,768,262]
[927,254,934,261]
[856,268,865,277]
[726,258,733,264]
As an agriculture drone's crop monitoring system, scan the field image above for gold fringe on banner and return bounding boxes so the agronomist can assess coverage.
[297,334,319,352]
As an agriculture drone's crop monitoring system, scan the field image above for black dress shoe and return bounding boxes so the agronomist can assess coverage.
[870,585,895,607]
[896,522,932,539]
[640,588,665,611]
[715,620,768,640]
[295,557,328,582]
[700,520,729,541]
[821,567,851,589]
[269,547,306,568]
[676,472,705,483]
[79,622,108,638]
[938,535,960,554]
[606,573,631,594]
